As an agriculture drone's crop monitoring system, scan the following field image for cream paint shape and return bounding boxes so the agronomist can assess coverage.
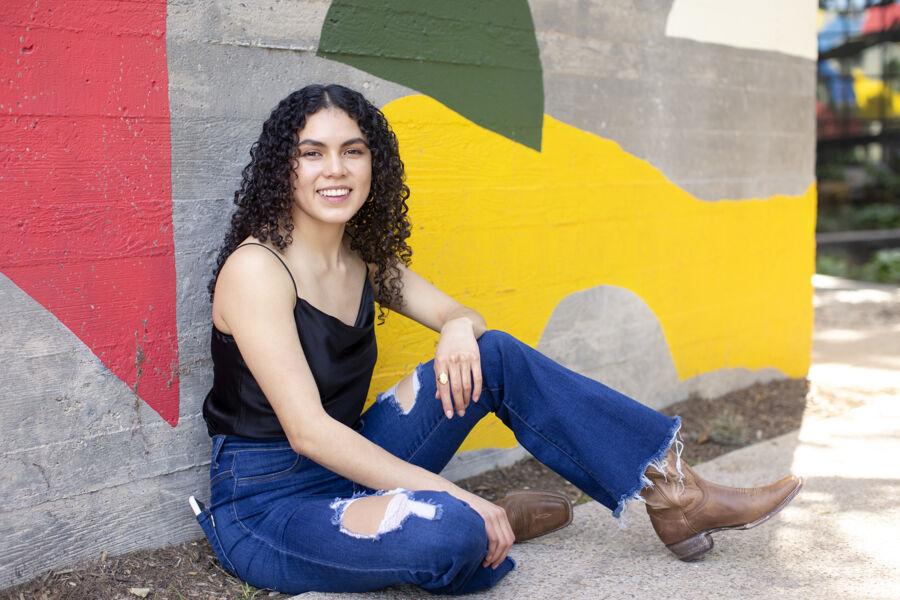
[665,0,818,60]
[364,94,816,453]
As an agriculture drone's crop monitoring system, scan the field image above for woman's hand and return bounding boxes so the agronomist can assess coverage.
[434,318,483,418]
[452,488,515,569]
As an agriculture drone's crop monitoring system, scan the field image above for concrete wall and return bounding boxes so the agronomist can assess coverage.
[0,0,817,587]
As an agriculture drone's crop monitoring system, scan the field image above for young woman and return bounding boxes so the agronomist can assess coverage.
[190,84,802,595]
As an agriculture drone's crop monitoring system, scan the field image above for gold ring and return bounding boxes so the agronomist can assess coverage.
[438,372,449,385]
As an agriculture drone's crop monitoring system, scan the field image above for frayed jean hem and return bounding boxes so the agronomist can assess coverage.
[612,415,683,521]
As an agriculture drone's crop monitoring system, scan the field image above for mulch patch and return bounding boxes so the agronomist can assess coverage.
[0,544,273,600]
[1,376,856,600]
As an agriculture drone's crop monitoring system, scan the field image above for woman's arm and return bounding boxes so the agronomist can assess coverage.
[295,415,461,493]
[368,260,487,338]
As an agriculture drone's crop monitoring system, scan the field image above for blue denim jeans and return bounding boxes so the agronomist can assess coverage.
[193,329,680,595]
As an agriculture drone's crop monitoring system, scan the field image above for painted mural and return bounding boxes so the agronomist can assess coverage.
[0,0,179,425]
[0,0,818,587]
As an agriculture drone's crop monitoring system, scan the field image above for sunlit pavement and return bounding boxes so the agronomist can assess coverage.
[810,274,900,393]
[297,275,900,599]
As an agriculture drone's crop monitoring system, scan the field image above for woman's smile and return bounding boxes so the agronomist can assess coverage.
[317,186,352,204]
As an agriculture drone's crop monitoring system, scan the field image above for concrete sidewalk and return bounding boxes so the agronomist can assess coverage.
[296,276,900,599]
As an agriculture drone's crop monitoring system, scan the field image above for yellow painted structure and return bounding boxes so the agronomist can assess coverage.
[851,67,900,119]
[366,94,817,452]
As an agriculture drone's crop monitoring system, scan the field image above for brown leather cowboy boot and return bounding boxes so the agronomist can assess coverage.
[641,449,802,561]
[495,490,574,542]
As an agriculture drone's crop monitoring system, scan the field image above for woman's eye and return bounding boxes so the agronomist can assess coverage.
[300,148,364,158]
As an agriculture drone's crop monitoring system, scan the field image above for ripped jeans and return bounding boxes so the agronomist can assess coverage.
[193,329,681,595]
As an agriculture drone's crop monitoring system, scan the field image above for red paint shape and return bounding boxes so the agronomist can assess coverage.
[862,4,900,36]
[0,0,179,425]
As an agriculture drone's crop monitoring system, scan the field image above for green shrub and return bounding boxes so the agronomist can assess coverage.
[816,253,851,277]
[817,203,900,232]
[850,203,900,229]
[863,165,900,203]
[861,248,900,284]
[816,208,847,232]
[816,163,847,182]
[708,407,750,447]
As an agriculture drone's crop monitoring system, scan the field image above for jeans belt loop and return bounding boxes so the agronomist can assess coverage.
[210,435,226,470]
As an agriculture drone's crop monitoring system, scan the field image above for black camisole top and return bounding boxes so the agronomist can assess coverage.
[202,243,378,439]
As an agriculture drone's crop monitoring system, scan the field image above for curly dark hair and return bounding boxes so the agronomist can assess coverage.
[207,84,413,326]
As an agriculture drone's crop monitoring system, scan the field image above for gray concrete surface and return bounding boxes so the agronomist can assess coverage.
[293,275,900,599]
[539,285,786,412]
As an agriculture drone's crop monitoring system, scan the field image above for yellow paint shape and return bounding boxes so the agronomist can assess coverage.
[852,67,900,119]
[365,94,816,452]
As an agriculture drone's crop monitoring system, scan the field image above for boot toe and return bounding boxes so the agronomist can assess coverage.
[495,490,574,542]
[743,474,803,528]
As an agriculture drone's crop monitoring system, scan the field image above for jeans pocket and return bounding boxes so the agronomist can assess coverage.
[194,503,238,577]
[233,446,305,485]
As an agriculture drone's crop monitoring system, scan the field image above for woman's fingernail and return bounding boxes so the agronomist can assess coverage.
[446,410,453,419]
[457,410,465,417]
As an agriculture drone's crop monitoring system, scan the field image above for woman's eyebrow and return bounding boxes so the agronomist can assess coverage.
[297,137,368,147]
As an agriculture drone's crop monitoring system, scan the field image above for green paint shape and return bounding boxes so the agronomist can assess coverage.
[317,0,544,151]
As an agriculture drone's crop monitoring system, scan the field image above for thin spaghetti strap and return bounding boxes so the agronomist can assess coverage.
[234,242,299,299]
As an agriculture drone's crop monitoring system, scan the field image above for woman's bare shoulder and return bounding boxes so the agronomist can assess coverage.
[212,238,296,334]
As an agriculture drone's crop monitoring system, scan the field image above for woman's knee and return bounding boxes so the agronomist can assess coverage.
[409,491,520,594]
[410,491,487,560]
[476,329,519,384]
[477,329,514,354]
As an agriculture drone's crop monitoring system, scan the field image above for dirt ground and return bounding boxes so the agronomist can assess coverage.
[2,374,862,600]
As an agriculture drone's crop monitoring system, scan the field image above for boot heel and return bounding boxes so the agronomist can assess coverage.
[666,533,714,561]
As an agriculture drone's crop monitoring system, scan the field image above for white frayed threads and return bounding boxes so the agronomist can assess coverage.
[411,364,421,403]
[615,487,648,530]
[330,488,441,540]
[645,432,686,494]
[378,492,437,532]
[375,382,400,409]
[375,365,422,416]
[673,434,685,485]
